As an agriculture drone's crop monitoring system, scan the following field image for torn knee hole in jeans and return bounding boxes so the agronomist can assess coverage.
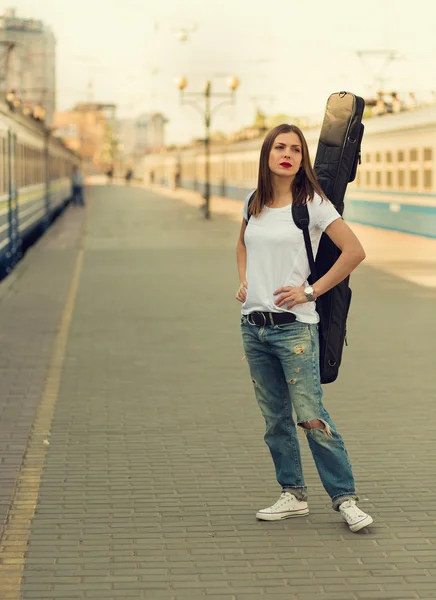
[293,345,304,355]
[298,419,332,437]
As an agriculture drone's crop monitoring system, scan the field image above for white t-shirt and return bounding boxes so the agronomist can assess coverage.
[241,191,341,324]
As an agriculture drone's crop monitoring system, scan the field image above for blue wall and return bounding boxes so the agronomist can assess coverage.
[346,197,436,239]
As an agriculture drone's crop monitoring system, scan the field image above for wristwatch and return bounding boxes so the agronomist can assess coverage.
[304,285,316,302]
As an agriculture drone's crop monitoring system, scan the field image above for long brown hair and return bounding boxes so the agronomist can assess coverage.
[249,124,325,217]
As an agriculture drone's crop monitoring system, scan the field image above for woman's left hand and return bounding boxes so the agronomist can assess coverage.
[273,285,307,309]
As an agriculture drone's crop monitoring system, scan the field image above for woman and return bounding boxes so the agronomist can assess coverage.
[236,124,373,532]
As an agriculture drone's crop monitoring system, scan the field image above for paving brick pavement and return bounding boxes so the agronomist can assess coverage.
[1,184,436,600]
[0,204,86,534]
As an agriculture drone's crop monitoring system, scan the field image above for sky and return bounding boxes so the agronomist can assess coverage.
[2,0,436,144]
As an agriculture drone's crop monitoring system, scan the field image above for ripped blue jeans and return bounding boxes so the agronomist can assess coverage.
[241,317,358,510]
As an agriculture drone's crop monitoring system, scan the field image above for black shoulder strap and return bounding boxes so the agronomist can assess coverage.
[245,191,256,223]
[292,203,318,281]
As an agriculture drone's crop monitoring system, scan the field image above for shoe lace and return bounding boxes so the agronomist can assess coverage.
[340,500,366,522]
[270,492,294,510]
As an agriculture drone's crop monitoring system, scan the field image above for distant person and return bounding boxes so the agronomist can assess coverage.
[125,168,133,185]
[391,92,401,114]
[373,94,386,117]
[426,90,436,105]
[71,165,84,206]
[236,124,373,532]
[175,168,181,188]
[106,166,114,184]
[406,92,416,111]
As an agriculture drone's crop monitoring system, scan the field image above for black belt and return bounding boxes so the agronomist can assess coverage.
[247,311,296,327]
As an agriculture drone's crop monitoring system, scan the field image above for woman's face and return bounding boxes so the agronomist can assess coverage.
[268,131,303,179]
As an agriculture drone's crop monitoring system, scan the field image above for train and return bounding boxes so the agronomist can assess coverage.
[0,99,79,279]
[139,103,436,238]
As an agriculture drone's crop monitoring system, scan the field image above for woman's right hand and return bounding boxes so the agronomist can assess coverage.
[236,280,248,303]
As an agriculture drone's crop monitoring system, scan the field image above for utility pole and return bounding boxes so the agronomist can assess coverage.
[176,76,240,219]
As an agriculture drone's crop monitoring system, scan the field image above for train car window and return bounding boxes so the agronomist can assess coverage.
[424,148,433,161]
[15,143,19,187]
[410,170,418,188]
[21,144,24,187]
[397,150,404,162]
[386,152,392,163]
[424,170,433,190]
[18,143,22,188]
[4,139,7,192]
[409,148,418,162]
[398,170,405,188]
[386,171,393,188]
[0,138,4,194]
[22,145,25,187]
[4,138,7,193]
[24,146,27,186]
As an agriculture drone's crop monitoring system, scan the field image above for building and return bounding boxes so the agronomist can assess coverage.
[0,8,56,125]
[117,113,167,160]
[52,103,117,174]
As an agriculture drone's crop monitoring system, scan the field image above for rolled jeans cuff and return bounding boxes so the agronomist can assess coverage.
[332,494,359,512]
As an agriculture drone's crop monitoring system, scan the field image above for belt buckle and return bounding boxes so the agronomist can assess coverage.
[253,311,267,327]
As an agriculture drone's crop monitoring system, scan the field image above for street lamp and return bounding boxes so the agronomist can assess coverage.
[176,75,240,219]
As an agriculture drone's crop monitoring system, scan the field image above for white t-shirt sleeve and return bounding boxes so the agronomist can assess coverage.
[310,193,341,232]
[242,190,256,221]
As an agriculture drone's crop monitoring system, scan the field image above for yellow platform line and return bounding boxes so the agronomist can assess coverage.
[0,218,86,596]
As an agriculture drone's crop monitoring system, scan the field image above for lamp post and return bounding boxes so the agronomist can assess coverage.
[176,76,240,219]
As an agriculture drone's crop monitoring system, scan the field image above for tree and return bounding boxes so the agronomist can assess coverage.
[267,113,293,128]
[253,108,267,131]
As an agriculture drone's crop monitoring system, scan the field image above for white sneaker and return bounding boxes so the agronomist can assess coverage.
[339,499,373,532]
[256,491,309,521]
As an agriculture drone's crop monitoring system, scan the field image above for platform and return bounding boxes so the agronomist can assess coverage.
[0,183,435,600]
